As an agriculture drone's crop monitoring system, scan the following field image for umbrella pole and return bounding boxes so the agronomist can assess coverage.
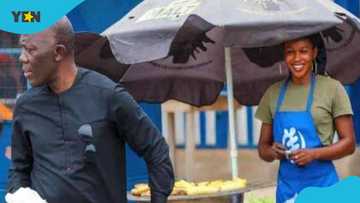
[161,109,176,174]
[225,47,239,179]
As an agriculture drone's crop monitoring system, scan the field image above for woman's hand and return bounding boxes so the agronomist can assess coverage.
[258,123,281,162]
[290,149,316,166]
[290,115,355,164]
[271,143,286,160]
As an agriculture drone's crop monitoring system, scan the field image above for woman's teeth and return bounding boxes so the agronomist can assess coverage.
[293,64,304,71]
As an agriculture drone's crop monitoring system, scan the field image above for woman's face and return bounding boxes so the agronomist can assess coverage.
[284,38,318,83]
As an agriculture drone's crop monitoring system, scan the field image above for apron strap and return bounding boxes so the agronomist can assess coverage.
[306,74,316,112]
[275,74,316,113]
[275,78,290,113]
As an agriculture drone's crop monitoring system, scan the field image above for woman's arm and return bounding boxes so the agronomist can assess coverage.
[292,115,355,166]
[258,123,286,162]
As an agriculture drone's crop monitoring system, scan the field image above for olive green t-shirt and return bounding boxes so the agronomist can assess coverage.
[255,75,353,145]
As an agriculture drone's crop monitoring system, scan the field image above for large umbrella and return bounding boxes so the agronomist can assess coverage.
[75,0,360,179]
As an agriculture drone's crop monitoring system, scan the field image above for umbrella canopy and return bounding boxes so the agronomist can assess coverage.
[75,0,360,106]
[102,0,343,63]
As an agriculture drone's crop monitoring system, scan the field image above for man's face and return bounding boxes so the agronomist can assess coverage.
[19,31,58,87]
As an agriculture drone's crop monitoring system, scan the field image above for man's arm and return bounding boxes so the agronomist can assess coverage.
[110,85,174,202]
[7,107,33,193]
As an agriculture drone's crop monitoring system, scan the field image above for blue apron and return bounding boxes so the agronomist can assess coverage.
[273,75,338,203]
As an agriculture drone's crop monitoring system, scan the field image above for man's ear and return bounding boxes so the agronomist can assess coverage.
[54,44,67,62]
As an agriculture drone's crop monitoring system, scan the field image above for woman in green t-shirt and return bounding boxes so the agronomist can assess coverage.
[255,35,355,203]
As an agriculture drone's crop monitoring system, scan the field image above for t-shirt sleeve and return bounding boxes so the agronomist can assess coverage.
[255,86,273,124]
[332,81,353,118]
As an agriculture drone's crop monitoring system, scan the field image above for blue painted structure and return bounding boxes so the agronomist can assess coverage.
[336,0,359,16]
[68,0,142,33]
[349,82,360,144]
[0,121,12,203]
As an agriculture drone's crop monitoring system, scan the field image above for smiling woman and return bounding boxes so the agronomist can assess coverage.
[255,35,356,203]
[284,38,318,85]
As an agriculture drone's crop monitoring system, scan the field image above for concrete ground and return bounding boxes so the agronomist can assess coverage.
[244,187,275,203]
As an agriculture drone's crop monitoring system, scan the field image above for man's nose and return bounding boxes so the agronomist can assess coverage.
[18,50,28,63]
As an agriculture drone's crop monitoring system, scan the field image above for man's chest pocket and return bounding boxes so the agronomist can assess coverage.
[78,120,122,167]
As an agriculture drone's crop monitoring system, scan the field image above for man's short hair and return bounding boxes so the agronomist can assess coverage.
[51,17,75,54]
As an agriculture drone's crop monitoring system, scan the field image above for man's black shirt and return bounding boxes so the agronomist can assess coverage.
[8,68,174,203]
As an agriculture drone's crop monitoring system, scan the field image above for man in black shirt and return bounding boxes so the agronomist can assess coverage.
[7,17,174,203]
